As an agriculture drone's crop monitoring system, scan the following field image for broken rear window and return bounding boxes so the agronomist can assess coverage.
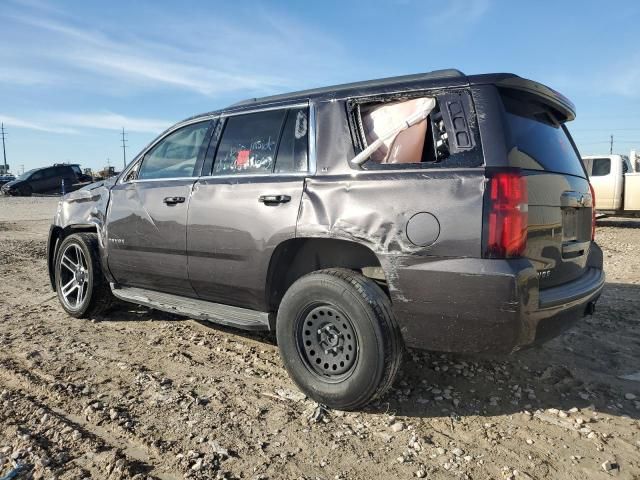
[350,91,480,169]
[360,97,435,165]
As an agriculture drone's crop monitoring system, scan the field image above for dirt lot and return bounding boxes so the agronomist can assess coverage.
[0,196,639,480]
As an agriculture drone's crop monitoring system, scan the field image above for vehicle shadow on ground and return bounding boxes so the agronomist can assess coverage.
[368,281,640,420]
[97,282,639,420]
[597,217,640,228]
[100,304,277,345]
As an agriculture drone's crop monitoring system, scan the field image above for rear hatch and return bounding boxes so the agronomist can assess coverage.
[498,89,593,289]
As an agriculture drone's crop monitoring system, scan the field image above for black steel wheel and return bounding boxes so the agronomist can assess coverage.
[297,304,358,379]
[277,268,404,410]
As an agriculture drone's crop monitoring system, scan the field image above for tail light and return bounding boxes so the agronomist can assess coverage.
[589,182,596,240]
[483,171,528,258]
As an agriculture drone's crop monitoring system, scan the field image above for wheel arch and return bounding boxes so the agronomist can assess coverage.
[48,224,99,291]
[265,237,388,315]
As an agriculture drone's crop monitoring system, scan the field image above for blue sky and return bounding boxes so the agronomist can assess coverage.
[1,0,639,173]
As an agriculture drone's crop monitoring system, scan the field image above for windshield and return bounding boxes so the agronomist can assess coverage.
[16,168,37,180]
[501,91,586,178]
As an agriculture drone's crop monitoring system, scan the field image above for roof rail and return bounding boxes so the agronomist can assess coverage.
[228,68,466,108]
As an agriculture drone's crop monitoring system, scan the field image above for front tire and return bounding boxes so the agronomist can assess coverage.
[54,233,113,318]
[276,268,403,410]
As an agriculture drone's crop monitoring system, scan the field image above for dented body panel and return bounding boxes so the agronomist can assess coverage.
[48,69,604,354]
[47,179,115,289]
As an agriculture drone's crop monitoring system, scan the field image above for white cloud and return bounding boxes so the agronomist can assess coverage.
[0,67,58,86]
[0,114,76,134]
[425,0,490,26]
[1,5,353,97]
[0,112,171,134]
[50,112,171,133]
[607,64,640,98]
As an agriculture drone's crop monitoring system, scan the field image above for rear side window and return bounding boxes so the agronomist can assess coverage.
[591,158,611,176]
[501,91,585,177]
[360,98,435,165]
[213,107,309,175]
[349,90,480,170]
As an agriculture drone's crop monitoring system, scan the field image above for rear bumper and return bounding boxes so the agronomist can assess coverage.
[388,243,605,353]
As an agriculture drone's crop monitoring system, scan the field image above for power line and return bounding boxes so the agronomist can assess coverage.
[571,128,640,132]
[120,128,127,169]
[580,140,640,145]
[1,123,7,173]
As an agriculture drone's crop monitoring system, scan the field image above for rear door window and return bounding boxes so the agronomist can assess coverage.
[500,91,585,177]
[591,158,611,176]
[212,107,309,175]
[274,108,308,173]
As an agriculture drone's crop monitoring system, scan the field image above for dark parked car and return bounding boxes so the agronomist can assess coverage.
[2,163,90,196]
[0,174,16,186]
[47,70,604,409]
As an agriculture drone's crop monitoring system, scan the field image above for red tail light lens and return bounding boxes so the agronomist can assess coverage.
[484,171,528,258]
[589,182,596,240]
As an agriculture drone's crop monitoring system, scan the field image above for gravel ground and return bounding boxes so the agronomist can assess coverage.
[0,196,639,480]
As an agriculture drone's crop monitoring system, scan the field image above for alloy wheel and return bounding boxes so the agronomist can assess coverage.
[58,243,89,310]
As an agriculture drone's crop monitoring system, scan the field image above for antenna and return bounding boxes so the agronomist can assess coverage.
[121,128,128,168]
[1,123,7,174]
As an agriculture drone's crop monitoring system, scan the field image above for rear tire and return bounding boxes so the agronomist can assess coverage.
[54,233,113,318]
[276,268,403,410]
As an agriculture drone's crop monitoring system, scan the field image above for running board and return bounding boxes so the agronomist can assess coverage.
[110,285,270,331]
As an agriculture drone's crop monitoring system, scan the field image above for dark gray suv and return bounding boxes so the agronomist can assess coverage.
[47,70,605,409]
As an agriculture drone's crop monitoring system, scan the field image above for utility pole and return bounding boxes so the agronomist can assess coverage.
[610,134,614,155]
[120,128,128,169]
[1,122,7,173]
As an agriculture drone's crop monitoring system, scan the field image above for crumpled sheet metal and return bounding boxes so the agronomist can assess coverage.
[53,181,112,245]
[297,171,486,303]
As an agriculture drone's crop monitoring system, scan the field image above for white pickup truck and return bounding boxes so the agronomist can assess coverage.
[582,151,640,216]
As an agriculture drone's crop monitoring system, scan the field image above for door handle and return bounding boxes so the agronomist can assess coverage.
[163,196,186,205]
[258,194,291,205]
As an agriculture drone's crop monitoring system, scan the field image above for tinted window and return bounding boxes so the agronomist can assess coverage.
[274,108,308,173]
[30,170,44,180]
[71,165,82,175]
[214,110,286,175]
[501,92,585,177]
[138,122,209,180]
[591,158,611,176]
[17,169,36,180]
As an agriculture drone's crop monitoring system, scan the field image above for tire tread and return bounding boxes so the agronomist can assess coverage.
[315,268,403,407]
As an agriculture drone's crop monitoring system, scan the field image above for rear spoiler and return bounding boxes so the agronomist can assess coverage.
[494,76,576,122]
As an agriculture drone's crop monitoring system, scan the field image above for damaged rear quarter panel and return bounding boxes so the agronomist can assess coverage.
[297,169,486,291]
